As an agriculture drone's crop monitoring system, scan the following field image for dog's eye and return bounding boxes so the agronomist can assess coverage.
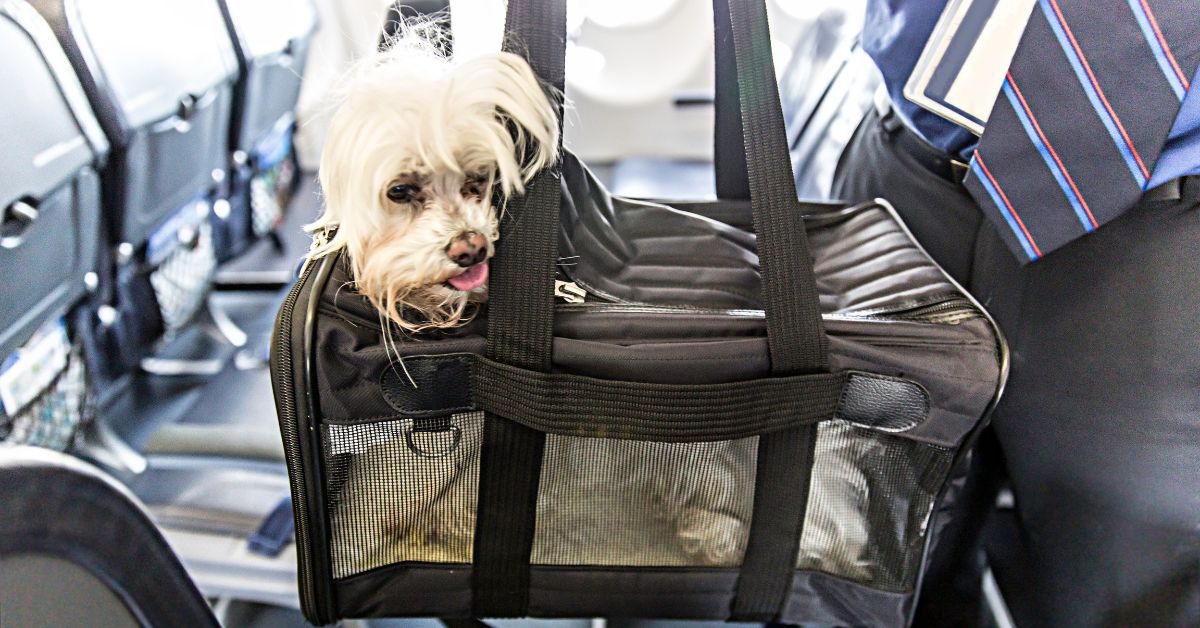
[386,184,417,203]
[462,177,489,199]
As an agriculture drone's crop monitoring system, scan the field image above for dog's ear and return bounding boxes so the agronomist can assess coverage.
[456,51,559,195]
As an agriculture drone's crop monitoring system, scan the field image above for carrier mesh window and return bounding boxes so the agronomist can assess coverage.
[531,435,759,567]
[797,420,954,591]
[323,412,483,578]
[322,414,953,585]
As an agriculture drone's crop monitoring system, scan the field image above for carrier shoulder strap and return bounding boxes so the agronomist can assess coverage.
[714,0,828,374]
[713,0,748,202]
[471,0,566,616]
[712,1,825,619]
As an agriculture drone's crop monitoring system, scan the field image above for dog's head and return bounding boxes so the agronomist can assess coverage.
[309,31,558,332]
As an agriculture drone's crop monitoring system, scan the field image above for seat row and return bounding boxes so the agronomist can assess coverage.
[0,0,317,450]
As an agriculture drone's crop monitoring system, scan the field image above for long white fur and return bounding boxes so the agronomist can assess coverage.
[307,27,558,332]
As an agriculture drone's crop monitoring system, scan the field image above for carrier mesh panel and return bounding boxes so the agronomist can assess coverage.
[797,420,954,591]
[150,220,217,335]
[531,435,759,567]
[323,412,483,578]
[322,414,953,583]
[0,344,92,451]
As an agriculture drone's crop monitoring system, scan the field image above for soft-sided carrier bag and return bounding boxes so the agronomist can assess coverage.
[270,1,1007,625]
[30,0,236,378]
[0,3,106,449]
[214,0,317,260]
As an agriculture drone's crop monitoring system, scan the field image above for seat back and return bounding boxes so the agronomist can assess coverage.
[0,2,106,360]
[0,2,108,449]
[30,0,238,247]
[213,0,317,259]
[29,0,240,378]
[220,0,317,157]
[0,446,218,627]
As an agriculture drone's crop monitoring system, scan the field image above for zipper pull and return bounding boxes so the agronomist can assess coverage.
[554,280,587,304]
[297,228,333,277]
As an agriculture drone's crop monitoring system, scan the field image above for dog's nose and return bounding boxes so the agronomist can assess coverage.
[446,232,488,267]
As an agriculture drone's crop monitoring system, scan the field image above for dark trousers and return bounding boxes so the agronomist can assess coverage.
[833,108,1200,628]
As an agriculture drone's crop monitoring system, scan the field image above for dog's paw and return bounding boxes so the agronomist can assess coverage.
[676,507,747,567]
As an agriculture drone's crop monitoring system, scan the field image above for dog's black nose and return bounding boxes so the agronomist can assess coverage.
[452,248,487,267]
[447,233,488,267]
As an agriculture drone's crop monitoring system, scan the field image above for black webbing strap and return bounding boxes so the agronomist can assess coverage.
[716,0,828,375]
[380,354,931,442]
[714,0,827,620]
[732,422,819,621]
[471,0,567,617]
[473,358,848,442]
[713,0,749,202]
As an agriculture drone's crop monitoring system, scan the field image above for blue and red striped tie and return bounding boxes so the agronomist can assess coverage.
[963,0,1200,262]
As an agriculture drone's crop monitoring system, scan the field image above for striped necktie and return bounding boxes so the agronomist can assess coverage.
[963,0,1200,262]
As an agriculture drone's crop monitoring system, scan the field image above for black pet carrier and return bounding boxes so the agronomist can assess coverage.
[270,1,1007,625]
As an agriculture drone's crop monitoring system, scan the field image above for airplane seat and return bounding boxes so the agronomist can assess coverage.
[0,445,219,627]
[28,0,240,388]
[212,0,318,269]
[0,1,107,453]
[2,2,301,608]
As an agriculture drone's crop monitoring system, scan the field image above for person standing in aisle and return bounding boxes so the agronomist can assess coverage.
[832,1,1200,626]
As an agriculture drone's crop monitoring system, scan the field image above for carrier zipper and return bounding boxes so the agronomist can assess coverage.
[329,283,978,333]
[554,267,628,304]
[554,294,980,325]
[555,264,979,325]
[554,301,767,317]
[553,280,587,304]
[273,237,335,623]
[833,295,980,325]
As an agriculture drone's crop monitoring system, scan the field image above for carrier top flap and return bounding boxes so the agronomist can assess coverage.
[557,151,963,315]
[310,176,1002,449]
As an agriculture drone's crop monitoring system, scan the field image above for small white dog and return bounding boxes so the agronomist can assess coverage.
[311,30,752,577]
[307,29,558,332]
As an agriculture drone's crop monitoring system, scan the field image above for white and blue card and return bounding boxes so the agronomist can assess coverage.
[904,0,1038,135]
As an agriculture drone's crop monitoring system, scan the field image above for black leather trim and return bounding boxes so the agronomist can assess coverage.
[334,563,912,626]
[839,373,930,432]
[380,354,475,417]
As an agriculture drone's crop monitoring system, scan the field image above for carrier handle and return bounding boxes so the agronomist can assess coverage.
[488,0,828,375]
[474,0,832,619]
[709,0,829,375]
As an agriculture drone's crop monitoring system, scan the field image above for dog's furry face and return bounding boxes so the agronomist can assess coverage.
[309,33,558,332]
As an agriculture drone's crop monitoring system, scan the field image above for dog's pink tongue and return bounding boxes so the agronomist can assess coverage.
[448,261,489,291]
